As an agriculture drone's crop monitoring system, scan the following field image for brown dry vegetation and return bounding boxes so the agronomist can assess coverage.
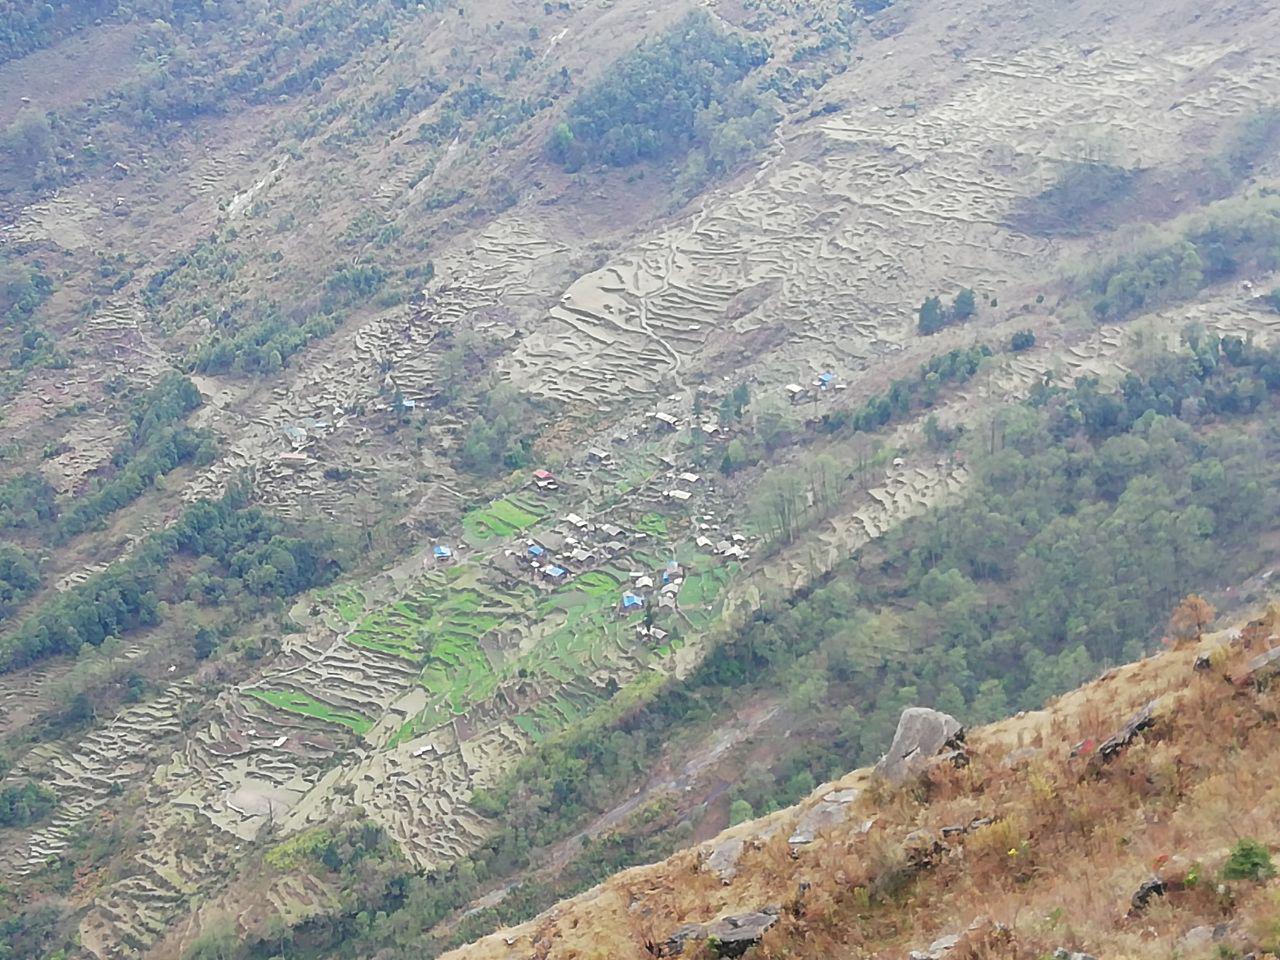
[449,608,1280,960]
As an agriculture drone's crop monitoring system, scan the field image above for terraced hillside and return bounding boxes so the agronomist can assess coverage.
[2,0,1280,957]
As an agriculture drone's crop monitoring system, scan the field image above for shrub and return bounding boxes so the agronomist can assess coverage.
[1011,329,1036,352]
[1223,839,1276,882]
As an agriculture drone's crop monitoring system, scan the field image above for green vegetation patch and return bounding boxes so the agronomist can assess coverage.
[635,514,668,537]
[462,496,544,543]
[575,570,621,599]
[248,689,372,736]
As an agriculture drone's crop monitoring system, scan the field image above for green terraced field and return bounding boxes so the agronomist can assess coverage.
[462,495,544,542]
[346,602,428,658]
[575,569,621,599]
[247,689,372,736]
[681,564,733,607]
[336,590,365,622]
[420,633,498,713]
[635,513,669,537]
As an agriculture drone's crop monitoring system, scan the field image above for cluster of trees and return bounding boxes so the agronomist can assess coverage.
[1,1,127,64]
[1,486,339,672]
[1090,194,1280,321]
[715,346,990,480]
[191,312,336,376]
[0,472,56,531]
[824,343,993,434]
[1010,328,1036,351]
[0,256,56,398]
[917,288,976,334]
[548,12,772,172]
[54,373,213,541]
[0,543,39,621]
[456,384,536,476]
[0,780,56,828]
[1039,330,1280,441]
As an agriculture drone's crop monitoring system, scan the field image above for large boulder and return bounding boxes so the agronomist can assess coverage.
[874,708,965,784]
[788,788,860,846]
[653,907,780,958]
[1236,646,1280,685]
[702,836,745,884]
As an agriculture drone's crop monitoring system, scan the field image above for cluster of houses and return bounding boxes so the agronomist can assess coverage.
[622,559,685,614]
[502,514,635,588]
[662,471,702,503]
[784,370,846,405]
[694,532,750,561]
[651,410,722,438]
[281,416,335,449]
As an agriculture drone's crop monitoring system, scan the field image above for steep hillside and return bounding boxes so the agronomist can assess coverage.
[448,606,1280,960]
[1,0,1279,957]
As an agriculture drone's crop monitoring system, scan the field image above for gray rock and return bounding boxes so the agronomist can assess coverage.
[874,707,965,783]
[705,909,780,958]
[703,836,745,884]
[655,908,780,958]
[1129,876,1166,913]
[1175,924,1230,954]
[788,789,860,846]
[909,934,960,959]
[1074,698,1160,765]
[655,923,707,957]
[1052,951,1098,960]
[1002,745,1041,769]
[1239,646,1280,683]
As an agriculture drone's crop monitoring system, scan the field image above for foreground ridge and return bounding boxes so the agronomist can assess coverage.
[447,608,1280,960]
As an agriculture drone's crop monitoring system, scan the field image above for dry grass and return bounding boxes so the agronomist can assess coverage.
[445,610,1280,960]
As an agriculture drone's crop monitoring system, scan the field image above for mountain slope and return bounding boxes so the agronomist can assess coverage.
[446,607,1280,960]
[1,0,1280,957]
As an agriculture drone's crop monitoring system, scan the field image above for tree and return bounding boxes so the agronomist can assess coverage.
[952,288,976,321]
[1010,329,1036,352]
[1166,594,1215,644]
[918,296,944,334]
[3,108,55,174]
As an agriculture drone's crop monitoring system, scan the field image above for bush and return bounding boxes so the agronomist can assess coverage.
[1223,839,1276,882]
[1010,329,1036,352]
[0,780,56,827]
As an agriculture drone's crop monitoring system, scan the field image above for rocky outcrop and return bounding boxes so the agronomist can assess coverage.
[874,708,966,784]
[1234,646,1280,685]
[908,933,960,960]
[788,788,860,846]
[1073,698,1160,769]
[701,836,745,884]
[652,907,780,958]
